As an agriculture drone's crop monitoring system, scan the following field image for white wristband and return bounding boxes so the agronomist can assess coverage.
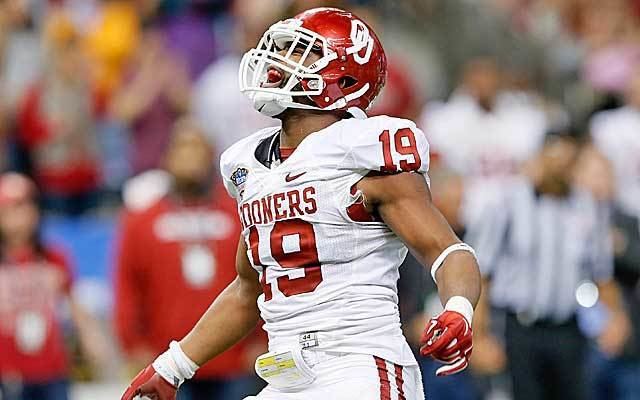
[152,341,199,387]
[444,296,474,324]
[430,243,477,284]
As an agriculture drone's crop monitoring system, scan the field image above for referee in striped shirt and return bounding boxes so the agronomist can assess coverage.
[467,133,631,400]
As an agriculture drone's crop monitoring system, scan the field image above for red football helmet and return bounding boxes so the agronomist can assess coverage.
[239,7,387,117]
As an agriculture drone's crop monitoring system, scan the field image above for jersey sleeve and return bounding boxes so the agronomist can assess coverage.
[219,140,248,201]
[219,127,278,201]
[219,151,239,200]
[585,198,614,283]
[113,210,149,352]
[342,116,430,176]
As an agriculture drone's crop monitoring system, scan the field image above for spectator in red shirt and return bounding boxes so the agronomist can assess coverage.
[369,59,422,120]
[113,118,265,400]
[0,173,108,400]
[0,96,7,173]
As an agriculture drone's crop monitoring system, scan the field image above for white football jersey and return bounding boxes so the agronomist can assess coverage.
[220,115,430,366]
[421,93,546,179]
[590,106,640,217]
[420,92,547,225]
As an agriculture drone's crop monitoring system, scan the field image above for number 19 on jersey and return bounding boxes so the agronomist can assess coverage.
[248,219,323,301]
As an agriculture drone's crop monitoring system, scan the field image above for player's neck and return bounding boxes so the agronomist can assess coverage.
[170,180,211,203]
[2,237,34,256]
[279,111,341,148]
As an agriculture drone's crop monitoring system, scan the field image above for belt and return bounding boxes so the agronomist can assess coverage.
[301,349,347,367]
[269,331,346,367]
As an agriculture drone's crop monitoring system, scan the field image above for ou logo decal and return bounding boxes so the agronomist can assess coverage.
[346,19,374,65]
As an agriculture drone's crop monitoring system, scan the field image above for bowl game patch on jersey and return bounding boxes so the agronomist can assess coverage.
[230,167,250,199]
[231,167,249,188]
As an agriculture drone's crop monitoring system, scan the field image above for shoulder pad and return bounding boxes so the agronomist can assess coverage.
[220,127,277,200]
[339,115,430,175]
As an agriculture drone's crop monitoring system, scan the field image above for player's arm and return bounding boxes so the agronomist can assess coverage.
[179,238,262,364]
[357,172,480,306]
[357,172,481,375]
[121,237,262,400]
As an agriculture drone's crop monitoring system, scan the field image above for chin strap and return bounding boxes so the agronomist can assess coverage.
[249,88,369,120]
[249,91,289,117]
[346,107,368,119]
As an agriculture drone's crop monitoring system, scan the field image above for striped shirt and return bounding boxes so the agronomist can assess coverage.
[466,178,613,323]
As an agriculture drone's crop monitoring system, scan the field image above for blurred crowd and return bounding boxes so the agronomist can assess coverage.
[0,0,639,399]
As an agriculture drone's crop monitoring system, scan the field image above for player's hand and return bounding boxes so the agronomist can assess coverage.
[420,310,473,376]
[121,364,177,400]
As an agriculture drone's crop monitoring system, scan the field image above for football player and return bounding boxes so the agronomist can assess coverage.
[122,7,481,400]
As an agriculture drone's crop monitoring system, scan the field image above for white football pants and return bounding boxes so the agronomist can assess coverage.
[244,352,425,400]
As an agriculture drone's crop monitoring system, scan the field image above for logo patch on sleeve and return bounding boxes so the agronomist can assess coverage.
[230,167,249,188]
